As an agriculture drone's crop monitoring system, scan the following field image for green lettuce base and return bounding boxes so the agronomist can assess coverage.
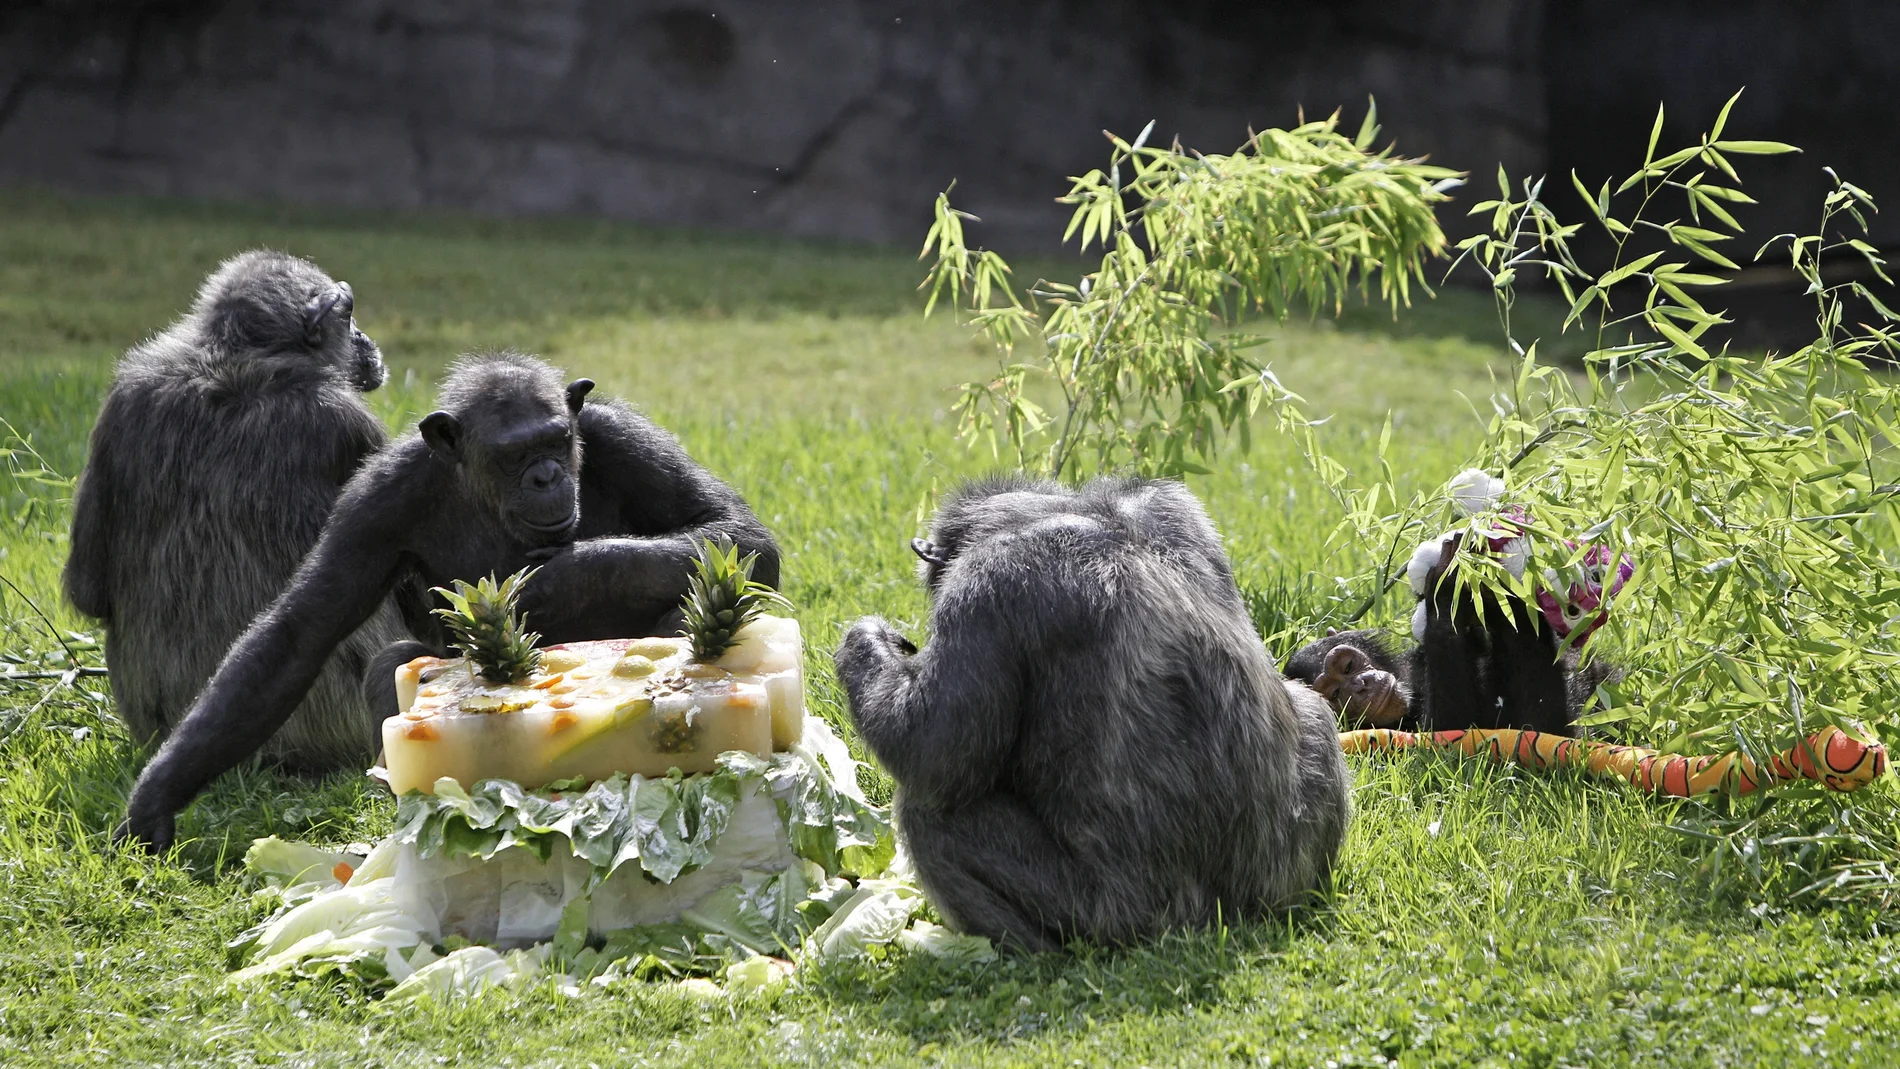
[226,718,990,997]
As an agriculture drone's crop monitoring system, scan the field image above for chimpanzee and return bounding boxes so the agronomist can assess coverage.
[1286,530,1620,734]
[64,250,408,771]
[117,352,778,851]
[835,476,1351,951]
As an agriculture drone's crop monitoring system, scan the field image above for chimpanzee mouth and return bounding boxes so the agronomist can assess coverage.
[522,514,579,541]
[350,332,387,392]
[1349,672,1406,727]
[354,359,388,392]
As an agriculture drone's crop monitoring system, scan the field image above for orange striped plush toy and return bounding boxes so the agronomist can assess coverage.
[1339,724,1887,797]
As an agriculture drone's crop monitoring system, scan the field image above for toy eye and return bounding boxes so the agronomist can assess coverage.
[1564,603,1584,621]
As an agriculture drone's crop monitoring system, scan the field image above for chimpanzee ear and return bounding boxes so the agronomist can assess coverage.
[565,379,595,415]
[909,538,947,567]
[302,287,343,347]
[419,411,462,461]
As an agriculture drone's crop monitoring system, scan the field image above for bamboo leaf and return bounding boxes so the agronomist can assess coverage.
[1355,97,1379,149]
[1651,314,1711,360]
[1600,252,1664,288]
[1710,140,1801,155]
[1645,103,1666,166]
[1672,234,1742,270]
[1572,171,1605,221]
[1710,90,1741,142]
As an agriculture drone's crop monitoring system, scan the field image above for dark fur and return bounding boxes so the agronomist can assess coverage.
[118,352,778,850]
[1286,616,1615,734]
[834,476,1351,951]
[64,250,405,770]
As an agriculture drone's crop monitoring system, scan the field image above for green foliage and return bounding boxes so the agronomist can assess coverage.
[431,569,543,684]
[680,536,792,661]
[1332,91,1900,760]
[922,105,1460,479]
[1670,787,1900,914]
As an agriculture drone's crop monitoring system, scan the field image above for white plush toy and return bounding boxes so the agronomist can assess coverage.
[1407,469,1530,641]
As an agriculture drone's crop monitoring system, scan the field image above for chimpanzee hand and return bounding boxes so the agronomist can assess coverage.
[1315,643,1409,727]
[114,796,175,854]
[835,617,919,680]
[513,539,711,643]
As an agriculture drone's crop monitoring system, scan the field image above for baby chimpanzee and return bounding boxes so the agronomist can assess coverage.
[1286,471,1625,735]
[1285,620,1613,735]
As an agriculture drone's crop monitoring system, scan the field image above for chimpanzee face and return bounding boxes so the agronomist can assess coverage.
[419,378,593,547]
[489,417,580,541]
[1311,642,1409,728]
[344,319,386,392]
[302,280,386,392]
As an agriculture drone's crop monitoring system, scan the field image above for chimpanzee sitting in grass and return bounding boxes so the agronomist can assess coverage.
[1286,472,1626,735]
[118,352,777,851]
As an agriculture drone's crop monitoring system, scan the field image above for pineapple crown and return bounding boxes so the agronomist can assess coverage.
[680,537,792,661]
[431,567,543,684]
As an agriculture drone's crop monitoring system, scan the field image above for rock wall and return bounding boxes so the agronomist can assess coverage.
[0,0,1546,248]
[5,0,1892,263]
[1547,0,1900,249]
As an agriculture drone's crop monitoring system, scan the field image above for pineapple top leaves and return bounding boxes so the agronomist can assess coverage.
[681,537,792,661]
[431,568,543,684]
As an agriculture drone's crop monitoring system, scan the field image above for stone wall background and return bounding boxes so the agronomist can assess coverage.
[0,0,1893,256]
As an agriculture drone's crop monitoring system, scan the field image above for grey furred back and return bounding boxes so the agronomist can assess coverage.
[79,252,406,768]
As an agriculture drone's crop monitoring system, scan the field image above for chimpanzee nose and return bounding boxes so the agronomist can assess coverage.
[524,459,558,493]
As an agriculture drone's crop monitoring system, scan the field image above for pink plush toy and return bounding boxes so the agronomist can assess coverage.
[1534,542,1635,646]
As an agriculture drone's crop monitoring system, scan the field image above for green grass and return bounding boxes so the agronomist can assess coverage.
[2,190,1898,1067]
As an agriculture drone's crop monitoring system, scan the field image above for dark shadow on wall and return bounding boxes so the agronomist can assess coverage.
[1542,0,1900,349]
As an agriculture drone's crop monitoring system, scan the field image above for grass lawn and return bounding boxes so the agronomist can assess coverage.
[2,189,1897,1067]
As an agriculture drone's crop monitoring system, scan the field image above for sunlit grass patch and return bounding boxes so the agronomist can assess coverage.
[1,192,1897,1067]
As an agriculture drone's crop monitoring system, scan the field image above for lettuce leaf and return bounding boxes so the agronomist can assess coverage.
[386,945,548,1001]
[237,727,917,996]
[744,718,892,877]
[243,836,360,892]
[724,955,794,998]
[804,879,921,965]
[225,877,432,988]
[388,721,892,887]
[591,922,723,980]
[897,920,997,965]
[677,864,810,956]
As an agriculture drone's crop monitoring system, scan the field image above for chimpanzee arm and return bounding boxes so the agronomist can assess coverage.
[1482,595,1572,735]
[362,638,443,720]
[1417,580,1491,730]
[118,454,430,851]
[63,393,124,620]
[516,402,779,640]
[834,585,1026,810]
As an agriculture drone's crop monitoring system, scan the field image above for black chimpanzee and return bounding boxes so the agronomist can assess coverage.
[835,476,1351,951]
[65,250,406,772]
[117,352,778,851]
[1285,533,1616,735]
